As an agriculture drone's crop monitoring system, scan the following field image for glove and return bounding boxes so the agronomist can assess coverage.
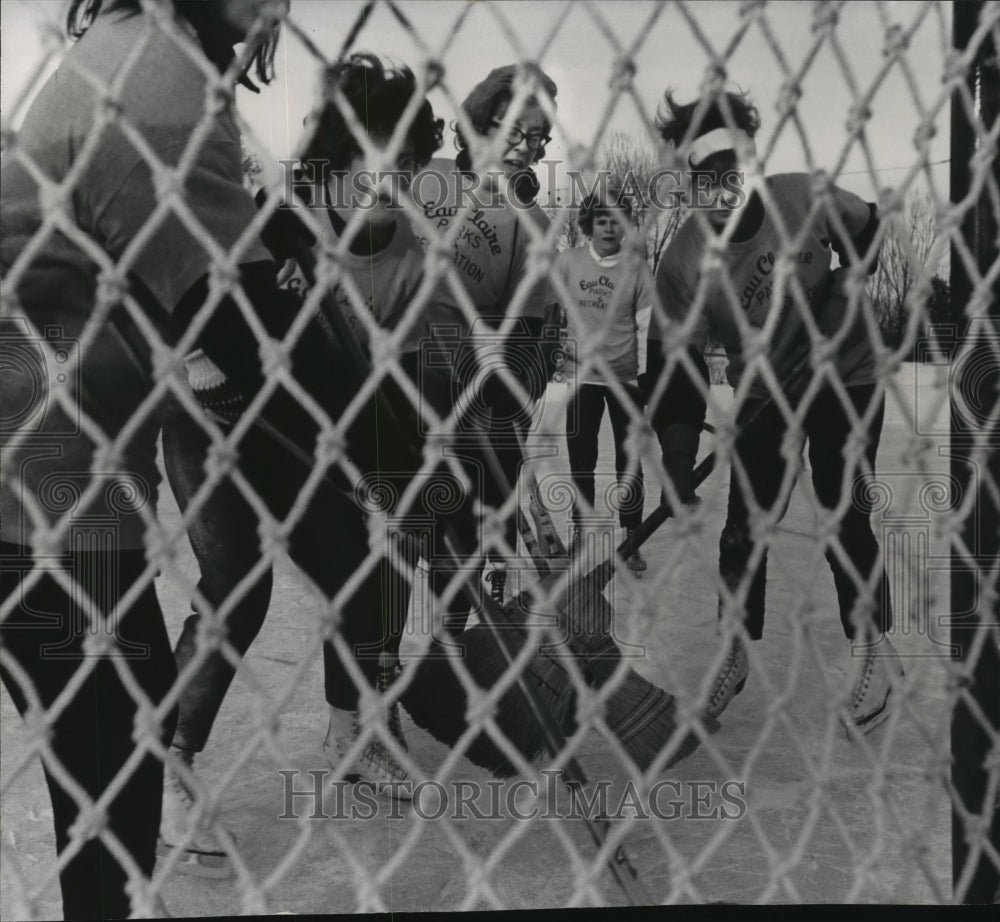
[830,202,880,274]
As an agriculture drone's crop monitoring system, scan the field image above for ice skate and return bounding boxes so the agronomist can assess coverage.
[157,757,233,879]
[484,562,507,605]
[624,527,647,576]
[704,635,749,720]
[842,637,905,738]
[324,654,412,800]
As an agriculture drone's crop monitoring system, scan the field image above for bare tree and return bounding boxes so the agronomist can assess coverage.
[867,188,942,346]
[599,131,684,272]
[549,204,584,252]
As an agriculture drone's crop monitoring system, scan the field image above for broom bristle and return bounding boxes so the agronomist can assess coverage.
[534,573,718,771]
[518,573,622,679]
[400,596,577,777]
[602,668,721,771]
[402,573,713,779]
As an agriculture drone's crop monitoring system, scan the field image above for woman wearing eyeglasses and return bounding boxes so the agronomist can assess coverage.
[412,65,559,629]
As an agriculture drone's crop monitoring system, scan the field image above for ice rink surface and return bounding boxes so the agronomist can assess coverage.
[1,362,955,914]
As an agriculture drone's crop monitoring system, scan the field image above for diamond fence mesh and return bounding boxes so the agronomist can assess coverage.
[0,0,998,915]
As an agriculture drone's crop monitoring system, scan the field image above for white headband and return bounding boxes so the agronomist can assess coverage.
[687,127,755,167]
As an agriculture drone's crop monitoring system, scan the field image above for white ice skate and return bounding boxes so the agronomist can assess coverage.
[842,637,905,737]
[324,654,412,801]
[157,761,233,879]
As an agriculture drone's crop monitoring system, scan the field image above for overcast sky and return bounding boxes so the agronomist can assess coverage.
[2,0,953,203]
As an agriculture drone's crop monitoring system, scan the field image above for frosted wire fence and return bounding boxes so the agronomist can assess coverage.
[1,0,998,913]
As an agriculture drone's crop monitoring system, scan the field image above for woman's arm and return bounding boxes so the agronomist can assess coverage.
[827,187,881,274]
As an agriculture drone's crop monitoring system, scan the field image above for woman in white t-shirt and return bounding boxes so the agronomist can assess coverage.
[414,64,560,623]
[650,87,900,736]
[0,1,300,915]
[159,55,447,851]
[551,190,656,572]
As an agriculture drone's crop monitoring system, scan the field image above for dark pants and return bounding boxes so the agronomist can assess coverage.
[426,413,526,636]
[480,413,527,558]
[161,397,408,750]
[417,349,529,636]
[566,383,645,528]
[719,382,893,640]
[0,543,178,920]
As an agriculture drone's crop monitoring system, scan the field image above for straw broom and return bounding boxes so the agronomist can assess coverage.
[402,455,720,777]
[405,347,818,777]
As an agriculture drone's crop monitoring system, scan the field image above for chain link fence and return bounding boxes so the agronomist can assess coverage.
[1,0,998,914]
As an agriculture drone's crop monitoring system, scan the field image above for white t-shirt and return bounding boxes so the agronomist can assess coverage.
[280,207,428,359]
[550,242,655,384]
[1,10,270,550]
[654,173,876,400]
[413,157,550,338]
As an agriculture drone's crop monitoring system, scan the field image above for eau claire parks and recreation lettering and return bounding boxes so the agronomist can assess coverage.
[739,249,818,320]
[578,273,616,310]
[422,203,504,286]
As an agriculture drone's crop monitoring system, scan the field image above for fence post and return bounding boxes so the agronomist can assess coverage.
[950,0,1000,904]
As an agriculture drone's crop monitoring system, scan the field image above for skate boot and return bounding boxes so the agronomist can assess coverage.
[624,527,647,574]
[842,637,905,737]
[157,750,233,879]
[484,562,507,605]
[704,635,749,721]
[324,654,412,801]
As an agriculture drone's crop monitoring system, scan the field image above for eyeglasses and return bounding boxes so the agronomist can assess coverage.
[489,121,551,151]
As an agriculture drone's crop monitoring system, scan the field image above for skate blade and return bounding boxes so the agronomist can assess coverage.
[156,835,234,879]
[841,689,893,740]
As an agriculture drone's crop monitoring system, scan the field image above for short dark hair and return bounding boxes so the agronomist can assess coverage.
[66,0,280,92]
[655,87,761,148]
[578,188,633,237]
[455,63,558,167]
[301,54,444,171]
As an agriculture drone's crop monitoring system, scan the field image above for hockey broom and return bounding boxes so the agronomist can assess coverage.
[404,451,722,778]
[414,346,819,776]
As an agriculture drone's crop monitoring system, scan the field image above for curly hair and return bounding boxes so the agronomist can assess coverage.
[66,0,281,92]
[455,63,558,170]
[301,54,444,171]
[655,87,761,148]
[577,187,633,238]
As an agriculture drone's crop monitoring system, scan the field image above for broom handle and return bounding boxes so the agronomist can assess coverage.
[593,350,816,590]
[586,260,851,583]
[524,466,568,557]
[518,372,805,592]
[288,229,654,904]
[517,506,550,576]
